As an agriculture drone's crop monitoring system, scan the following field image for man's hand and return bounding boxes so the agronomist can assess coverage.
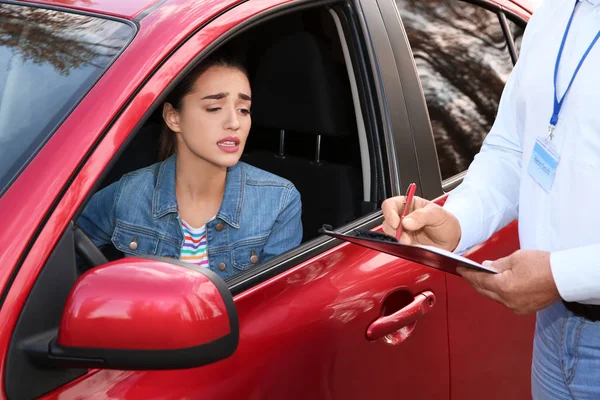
[457,250,560,314]
[381,196,462,252]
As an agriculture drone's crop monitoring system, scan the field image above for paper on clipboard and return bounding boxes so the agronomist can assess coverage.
[320,227,497,276]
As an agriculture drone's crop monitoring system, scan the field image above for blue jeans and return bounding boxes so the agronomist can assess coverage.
[532,301,600,399]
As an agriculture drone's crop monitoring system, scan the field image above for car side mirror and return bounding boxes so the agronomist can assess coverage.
[24,257,238,370]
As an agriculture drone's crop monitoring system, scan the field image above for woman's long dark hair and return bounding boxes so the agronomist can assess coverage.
[158,56,248,161]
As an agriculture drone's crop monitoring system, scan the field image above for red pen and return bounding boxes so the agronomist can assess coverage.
[396,183,417,241]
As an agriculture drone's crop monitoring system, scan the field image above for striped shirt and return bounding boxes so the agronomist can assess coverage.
[180,219,210,268]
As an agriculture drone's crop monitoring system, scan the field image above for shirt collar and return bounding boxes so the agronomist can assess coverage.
[152,155,243,229]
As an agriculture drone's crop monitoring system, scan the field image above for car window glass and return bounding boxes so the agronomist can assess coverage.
[0,4,133,197]
[394,0,515,180]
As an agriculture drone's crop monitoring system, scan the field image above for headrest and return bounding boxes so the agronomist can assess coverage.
[251,32,355,137]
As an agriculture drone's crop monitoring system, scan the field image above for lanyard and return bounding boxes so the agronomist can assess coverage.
[549,0,600,139]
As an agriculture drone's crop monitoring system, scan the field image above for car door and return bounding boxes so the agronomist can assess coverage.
[378,0,537,398]
[1,0,451,399]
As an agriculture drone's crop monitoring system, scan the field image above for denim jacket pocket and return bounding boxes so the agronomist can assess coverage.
[112,224,160,256]
[232,236,268,272]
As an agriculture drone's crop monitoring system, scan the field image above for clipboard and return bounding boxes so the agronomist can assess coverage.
[319,226,497,276]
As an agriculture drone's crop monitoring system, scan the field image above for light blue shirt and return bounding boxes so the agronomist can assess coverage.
[444,0,600,304]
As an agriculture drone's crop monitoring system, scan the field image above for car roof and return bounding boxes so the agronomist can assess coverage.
[22,0,536,21]
[18,0,166,20]
[508,0,538,13]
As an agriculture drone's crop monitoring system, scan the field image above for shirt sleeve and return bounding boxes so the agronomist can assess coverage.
[443,61,524,253]
[551,244,600,305]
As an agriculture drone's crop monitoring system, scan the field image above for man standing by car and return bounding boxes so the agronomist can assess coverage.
[382,0,600,398]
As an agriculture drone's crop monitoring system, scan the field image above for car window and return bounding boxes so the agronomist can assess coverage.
[394,0,516,180]
[78,5,380,292]
[0,4,134,197]
[508,18,525,58]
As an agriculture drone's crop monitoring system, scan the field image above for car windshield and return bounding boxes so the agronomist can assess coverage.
[0,4,134,196]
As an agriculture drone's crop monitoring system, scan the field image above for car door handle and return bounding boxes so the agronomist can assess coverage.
[366,291,436,341]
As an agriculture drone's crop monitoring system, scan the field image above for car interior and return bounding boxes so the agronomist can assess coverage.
[89,5,384,264]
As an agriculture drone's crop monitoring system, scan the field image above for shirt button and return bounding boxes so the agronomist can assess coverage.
[218,262,226,271]
[216,223,224,232]
[129,236,138,250]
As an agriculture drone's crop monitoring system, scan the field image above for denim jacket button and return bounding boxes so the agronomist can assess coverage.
[129,236,138,250]
[250,250,259,264]
[218,262,226,271]
[216,223,224,232]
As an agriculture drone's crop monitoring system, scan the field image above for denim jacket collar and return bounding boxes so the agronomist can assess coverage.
[152,155,244,229]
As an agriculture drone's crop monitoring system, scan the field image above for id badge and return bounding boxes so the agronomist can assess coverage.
[527,137,560,192]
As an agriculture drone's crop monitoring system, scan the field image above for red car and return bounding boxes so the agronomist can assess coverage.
[0,0,537,398]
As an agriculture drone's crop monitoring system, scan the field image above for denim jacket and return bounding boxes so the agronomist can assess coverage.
[78,155,302,279]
